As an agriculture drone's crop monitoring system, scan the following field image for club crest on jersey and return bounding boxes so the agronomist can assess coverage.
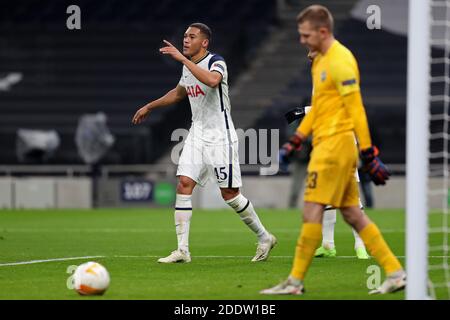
[321,71,327,82]
[186,84,205,97]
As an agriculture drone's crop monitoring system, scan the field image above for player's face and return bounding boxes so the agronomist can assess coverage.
[298,21,323,52]
[183,27,208,57]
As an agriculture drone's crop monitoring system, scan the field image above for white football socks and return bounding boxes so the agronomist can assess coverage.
[353,199,366,249]
[352,228,365,249]
[174,194,192,253]
[226,193,269,242]
[322,206,367,250]
[322,209,336,249]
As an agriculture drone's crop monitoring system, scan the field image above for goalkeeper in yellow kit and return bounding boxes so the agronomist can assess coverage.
[261,5,406,295]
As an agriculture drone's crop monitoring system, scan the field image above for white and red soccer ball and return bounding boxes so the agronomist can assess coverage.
[73,261,110,295]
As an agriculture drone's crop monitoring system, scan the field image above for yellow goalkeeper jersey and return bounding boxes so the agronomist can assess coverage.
[297,40,372,149]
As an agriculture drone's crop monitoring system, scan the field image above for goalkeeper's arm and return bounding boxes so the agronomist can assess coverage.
[342,91,371,150]
[343,91,390,185]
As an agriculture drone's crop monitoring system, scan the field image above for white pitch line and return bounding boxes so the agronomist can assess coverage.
[1,255,448,267]
[0,228,406,234]
[113,255,448,259]
[0,256,105,267]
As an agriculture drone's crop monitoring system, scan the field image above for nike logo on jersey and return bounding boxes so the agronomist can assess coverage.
[186,84,205,97]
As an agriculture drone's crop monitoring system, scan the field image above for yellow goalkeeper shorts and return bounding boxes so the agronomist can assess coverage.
[303,131,360,208]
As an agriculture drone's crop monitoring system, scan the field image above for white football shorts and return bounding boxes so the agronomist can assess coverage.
[176,140,242,188]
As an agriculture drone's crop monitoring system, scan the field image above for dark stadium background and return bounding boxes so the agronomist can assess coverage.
[0,0,406,166]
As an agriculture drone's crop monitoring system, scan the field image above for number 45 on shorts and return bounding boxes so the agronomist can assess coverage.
[214,166,228,182]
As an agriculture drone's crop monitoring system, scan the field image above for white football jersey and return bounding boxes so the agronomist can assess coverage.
[178,52,238,145]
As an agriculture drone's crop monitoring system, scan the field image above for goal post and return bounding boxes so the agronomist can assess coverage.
[407,0,450,300]
[406,0,431,300]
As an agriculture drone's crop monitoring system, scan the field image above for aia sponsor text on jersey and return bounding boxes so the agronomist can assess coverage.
[186,85,205,97]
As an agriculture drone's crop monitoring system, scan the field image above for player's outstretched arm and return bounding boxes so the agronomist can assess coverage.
[160,40,222,88]
[132,85,186,124]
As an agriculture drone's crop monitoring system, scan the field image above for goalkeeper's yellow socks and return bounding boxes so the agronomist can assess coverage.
[359,223,403,275]
[290,223,322,280]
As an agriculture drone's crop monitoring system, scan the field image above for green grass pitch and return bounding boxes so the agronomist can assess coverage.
[0,207,442,300]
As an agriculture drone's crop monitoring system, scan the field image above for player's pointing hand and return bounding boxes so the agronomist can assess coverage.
[132,106,151,125]
[160,40,187,63]
[162,40,174,47]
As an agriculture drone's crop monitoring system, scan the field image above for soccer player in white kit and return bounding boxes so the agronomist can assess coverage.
[132,23,277,263]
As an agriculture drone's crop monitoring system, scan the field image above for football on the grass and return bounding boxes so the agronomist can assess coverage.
[73,262,110,295]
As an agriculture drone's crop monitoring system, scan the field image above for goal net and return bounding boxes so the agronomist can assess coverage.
[428,0,450,300]
[407,0,450,300]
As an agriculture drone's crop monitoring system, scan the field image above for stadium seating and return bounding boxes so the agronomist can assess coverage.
[0,0,277,164]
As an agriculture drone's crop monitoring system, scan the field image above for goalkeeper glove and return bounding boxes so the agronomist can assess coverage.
[360,146,390,185]
[279,134,303,172]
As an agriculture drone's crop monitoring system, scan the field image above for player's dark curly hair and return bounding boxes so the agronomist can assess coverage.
[189,22,212,41]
